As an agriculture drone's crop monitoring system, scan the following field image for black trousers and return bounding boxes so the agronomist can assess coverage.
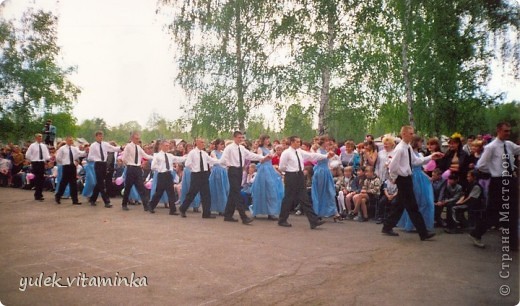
[224,167,248,220]
[279,171,319,225]
[383,175,428,238]
[180,171,211,217]
[56,164,79,202]
[122,166,149,208]
[150,171,177,214]
[31,161,45,200]
[91,162,110,204]
[474,177,518,249]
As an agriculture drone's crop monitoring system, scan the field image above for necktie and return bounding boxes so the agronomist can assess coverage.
[134,143,139,164]
[38,143,43,160]
[165,153,170,171]
[99,142,104,161]
[295,150,302,172]
[504,143,514,175]
[407,147,412,173]
[199,151,205,172]
[238,146,243,168]
[69,146,74,165]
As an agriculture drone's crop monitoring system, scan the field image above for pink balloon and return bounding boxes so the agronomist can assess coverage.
[26,173,35,180]
[441,169,451,180]
[144,181,152,190]
[424,160,436,172]
[115,177,124,186]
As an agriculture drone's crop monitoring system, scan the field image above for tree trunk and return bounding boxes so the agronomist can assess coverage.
[317,6,336,136]
[402,0,415,129]
[234,0,245,132]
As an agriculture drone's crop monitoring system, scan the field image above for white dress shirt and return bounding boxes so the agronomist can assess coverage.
[88,141,121,162]
[25,142,50,162]
[279,147,328,173]
[185,148,220,172]
[122,142,153,166]
[151,151,186,173]
[221,142,264,167]
[476,138,519,178]
[55,145,87,165]
[388,141,431,180]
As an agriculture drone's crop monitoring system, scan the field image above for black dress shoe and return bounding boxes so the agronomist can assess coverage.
[310,219,326,229]
[224,217,239,222]
[122,206,129,211]
[278,221,292,227]
[149,209,155,214]
[203,215,216,219]
[72,202,82,205]
[382,229,399,236]
[36,197,45,201]
[421,231,436,241]
[242,217,254,224]
[170,211,180,216]
[90,201,97,206]
[180,211,186,218]
[143,205,149,212]
[55,196,61,204]
[105,203,113,208]
[268,215,279,221]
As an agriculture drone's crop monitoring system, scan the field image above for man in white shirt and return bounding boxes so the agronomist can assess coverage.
[278,135,334,229]
[55,136,87,205]
[87,131,122,208]
[149,140,186,215]
[121,131,154,211]
[382,125,443,240]
[25,133,51,201]
[179,138,221,218]
[220,131,270,224]
[474,122,519,250]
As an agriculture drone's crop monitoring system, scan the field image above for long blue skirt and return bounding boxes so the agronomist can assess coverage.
[150,170,176,203]
[55,165,70,197]
[82,161,96,198]
[209,165,229,213]
[311,160,337,217]
[251,161,283,216]
[398,167,435,231]
[180,167,200,208]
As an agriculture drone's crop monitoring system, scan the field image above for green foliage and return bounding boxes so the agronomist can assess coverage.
[75,118,108,143]
[0,9,80,142]
[282,103,315,141]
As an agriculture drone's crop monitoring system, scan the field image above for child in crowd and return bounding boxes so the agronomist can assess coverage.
[376,177,398,224]
[432,168,447,227]
[336,166,354,219]
[452,171,485,237]
[346,167,365,220]
[241,164,256,209]
[437,173,464,234]
[352,166,380,222]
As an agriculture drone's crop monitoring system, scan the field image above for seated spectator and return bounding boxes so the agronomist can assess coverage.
[376,178,398,224]
[437,174,464,234]
[352,166,380,221]
[0,152,11,187]
[346,167,365,220]
[432,168,447,227]
[452,171,485,235]
[337,166,354,219]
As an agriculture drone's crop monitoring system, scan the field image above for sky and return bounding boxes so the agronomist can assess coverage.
[1,0,519,129]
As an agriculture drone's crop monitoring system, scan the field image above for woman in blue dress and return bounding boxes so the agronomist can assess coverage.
[398,136,435,231]
[209,139,229,214]
[81,159,96,198]
[251,135,283,220]
[311,136,340,219]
